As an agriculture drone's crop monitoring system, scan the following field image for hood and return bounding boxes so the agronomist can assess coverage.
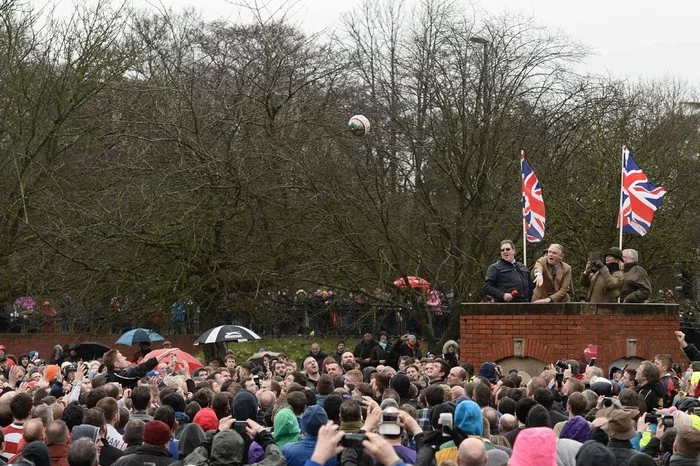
[525,404,551,428]
[273,407,301,448]
[575,440,615,466]
[362,366,378,383]
[508,427,556,466]
[232,389,259,421]
[390,374,411,398]
[442,340,459,354]
[22,441,51,466]
[71,425,99,442]
[555,438,581,466]
[178,423,206,459]
[210,430,245,466]
[302,405,328,437]
[559,416,590,443]
[454,399,482,436]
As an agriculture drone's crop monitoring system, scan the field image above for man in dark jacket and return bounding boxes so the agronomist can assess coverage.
[388,335,421,369]
[621,249,652,303]
[483,240,531,302]
[676,330,700,361]
[307,343,327,370]
[103,347,178,389]
[353,333,377,369]
[602,408,644,466]
[112,420,174,466]
[635,361,666,413]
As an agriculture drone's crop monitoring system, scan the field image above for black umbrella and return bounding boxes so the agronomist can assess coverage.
[68,342,111,361]
[194,325,261,345]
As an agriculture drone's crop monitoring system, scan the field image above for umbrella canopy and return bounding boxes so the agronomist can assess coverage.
[143,348,203,371]
[246,351,282,365]
[194,325,261,345]
[68,342,111,361]
[116,328,165,346]
[393,276,431,291]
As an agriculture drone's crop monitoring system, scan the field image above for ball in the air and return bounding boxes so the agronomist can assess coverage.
[348,115,370,136]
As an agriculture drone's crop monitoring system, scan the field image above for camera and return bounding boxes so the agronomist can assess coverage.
[555,360,569,371]
[602,397,614,408]
[439,412,453,437]
[662,415,674,428]
[340,433,366,448]
[233,421,248,434]
[644,413,658,424]
[378,411,401,436]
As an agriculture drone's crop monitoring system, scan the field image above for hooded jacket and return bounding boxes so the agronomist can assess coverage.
[171,423,206,466]
[508,427,556,466]
[441,341,459,368]
[559,416,591,443]
[110,444,173,466]
[273,408,300,448]
[575,440,615,466]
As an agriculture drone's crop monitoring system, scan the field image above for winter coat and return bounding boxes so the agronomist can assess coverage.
[483,259,531,302]
[581,266,623,303]
[353,340,377,367]
[272,408,300,449]
[669,453,700,465]
[370,343,389,367]
[111,444,174,466]
[283,436,337,466]
[637,380,666,412]
[441,341,459,368]
[606,438,643,466]
[531,256,573,302]
[620,263,652,303]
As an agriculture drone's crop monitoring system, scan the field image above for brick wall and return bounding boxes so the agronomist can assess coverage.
[460,303,684,370]
[0,333,201,361]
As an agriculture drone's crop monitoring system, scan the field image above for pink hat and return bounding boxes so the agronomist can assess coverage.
[509,427,556,466]
[193,407,219,432]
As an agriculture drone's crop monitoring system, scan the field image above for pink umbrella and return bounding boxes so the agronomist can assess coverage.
[393,276,431,291]
[143,348,203,371]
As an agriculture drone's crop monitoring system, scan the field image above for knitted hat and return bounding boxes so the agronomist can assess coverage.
[143,420,171,445]
[390,374,411,398]
[232,390,258,421]
[193,407,219,432]
[44,365,60,383]
[508,427,556,466]
[301,405,328,437]
[477,362,497,383]
[21,441,50,466]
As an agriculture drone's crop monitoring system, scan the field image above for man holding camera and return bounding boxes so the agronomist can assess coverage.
[580,247,624,303]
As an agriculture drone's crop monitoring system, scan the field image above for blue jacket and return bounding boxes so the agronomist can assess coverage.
[284,437,337,466]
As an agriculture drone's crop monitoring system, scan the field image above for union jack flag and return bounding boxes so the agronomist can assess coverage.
[521,151,545,242]
[618,146,667,236]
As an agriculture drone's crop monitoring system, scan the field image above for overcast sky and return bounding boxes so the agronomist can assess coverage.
[54,0,700,90]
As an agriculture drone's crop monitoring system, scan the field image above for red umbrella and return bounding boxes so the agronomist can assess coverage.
[393,276,431,291]
[143,348,203,371]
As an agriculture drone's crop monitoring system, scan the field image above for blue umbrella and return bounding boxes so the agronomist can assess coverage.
[116,328,164,346]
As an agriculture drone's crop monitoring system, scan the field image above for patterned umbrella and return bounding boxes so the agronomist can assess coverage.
[193,325,261,345]
[143,348,203,371]
[116,328,165,346]
[393,276,431,291]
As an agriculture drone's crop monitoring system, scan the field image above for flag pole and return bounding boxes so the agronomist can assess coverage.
[521,150,527,265]
[618,145,625,250]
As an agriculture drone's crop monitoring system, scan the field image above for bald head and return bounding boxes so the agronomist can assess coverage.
[457,438,487,466]
[499,413,518,433]
[23,418,44,443]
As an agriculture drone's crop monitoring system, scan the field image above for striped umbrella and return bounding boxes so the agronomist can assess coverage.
[193,325,261,345]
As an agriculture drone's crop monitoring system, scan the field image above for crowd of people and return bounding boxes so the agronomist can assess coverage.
[0,327,698,465]
[483,241,652,304]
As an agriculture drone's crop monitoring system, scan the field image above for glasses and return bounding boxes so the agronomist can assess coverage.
[500,247,512,252]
